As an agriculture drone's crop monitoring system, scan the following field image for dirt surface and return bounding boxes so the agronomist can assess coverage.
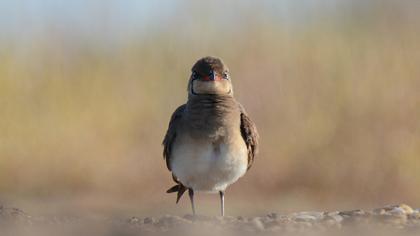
[1,204,419,236]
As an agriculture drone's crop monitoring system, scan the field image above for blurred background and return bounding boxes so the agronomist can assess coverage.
[0,0,419,217]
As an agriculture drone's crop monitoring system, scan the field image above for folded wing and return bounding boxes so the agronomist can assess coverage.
[239,104,259,170]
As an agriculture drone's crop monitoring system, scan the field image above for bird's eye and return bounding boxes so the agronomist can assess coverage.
[222,72,230,80]
[192,71,199,80]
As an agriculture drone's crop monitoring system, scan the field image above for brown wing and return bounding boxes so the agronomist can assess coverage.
[239,105,259,170]
[162,104,186,171]
[163,104,189,202]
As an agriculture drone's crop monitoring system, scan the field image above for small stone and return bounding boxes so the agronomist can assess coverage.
[390,207,406,216]
[408,212,420,220]
[323,217,338,227]
[298,211,324,219]
[381,204,413,214]
[127,217,140,224]
[339,209,365,217]
[293,214,317,222]
[399,204,414,214]
[373,208,386,215]
[330,214,344,223]
[267,213,278,219]
[325,211,340,216]
[250,217,265,231]
[143,217,154,224]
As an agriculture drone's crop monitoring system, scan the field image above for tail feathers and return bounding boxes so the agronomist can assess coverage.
[166,184,187,203]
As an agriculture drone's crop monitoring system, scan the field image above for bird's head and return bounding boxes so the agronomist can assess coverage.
[188,56,233,97]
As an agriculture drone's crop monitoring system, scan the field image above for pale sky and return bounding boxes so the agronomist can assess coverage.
[0,0,415,44]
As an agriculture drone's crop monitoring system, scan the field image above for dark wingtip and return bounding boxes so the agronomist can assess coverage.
[166,183,188,203]
[176,186,187,204]
[166,185,180,193]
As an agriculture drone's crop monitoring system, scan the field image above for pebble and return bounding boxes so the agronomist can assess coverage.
[390,207,406,216]
[379,204,414,215]
[329,214,344,223]
[409,212,420,220]
[399,204,414,214]
[339,209,365,217]
[143,217,154,224]
[127,217,141,224]
[373,208,387,215]
[267,212,277,219]
[293,214,317,222]
[250,217,265,231]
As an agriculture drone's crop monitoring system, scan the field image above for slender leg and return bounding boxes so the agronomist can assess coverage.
[188,188,196,216]
[219,191,225,217]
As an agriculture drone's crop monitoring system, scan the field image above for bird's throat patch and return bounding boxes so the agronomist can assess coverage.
[192,80,232,95]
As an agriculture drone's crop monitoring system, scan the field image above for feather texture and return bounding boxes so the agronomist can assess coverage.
[239,105,259,170]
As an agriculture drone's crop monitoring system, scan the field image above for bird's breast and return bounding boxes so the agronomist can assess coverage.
[170,130,248,192]
[184,97,240,140]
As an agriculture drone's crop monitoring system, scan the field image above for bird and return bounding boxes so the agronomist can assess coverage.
[162,56,259,216]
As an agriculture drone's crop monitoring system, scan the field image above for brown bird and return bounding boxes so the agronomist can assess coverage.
[163,56,258,216]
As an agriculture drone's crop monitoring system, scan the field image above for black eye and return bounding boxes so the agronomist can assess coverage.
[223,72,230,80]
[192,71,199,80]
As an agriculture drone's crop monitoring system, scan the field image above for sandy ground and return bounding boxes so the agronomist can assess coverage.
[0,204,419,236]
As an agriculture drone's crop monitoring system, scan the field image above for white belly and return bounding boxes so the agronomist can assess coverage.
[171,134,248,192]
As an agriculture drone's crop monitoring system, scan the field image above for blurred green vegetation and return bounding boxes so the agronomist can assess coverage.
[0,1,419,214]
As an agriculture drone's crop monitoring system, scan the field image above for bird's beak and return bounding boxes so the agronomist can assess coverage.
[201,70,222,81]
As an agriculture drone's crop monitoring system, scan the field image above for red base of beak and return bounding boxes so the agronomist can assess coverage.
[202,75,222,81]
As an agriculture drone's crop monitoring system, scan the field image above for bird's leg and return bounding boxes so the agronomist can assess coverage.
[219,191,225,217]
[188,188,196,216]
